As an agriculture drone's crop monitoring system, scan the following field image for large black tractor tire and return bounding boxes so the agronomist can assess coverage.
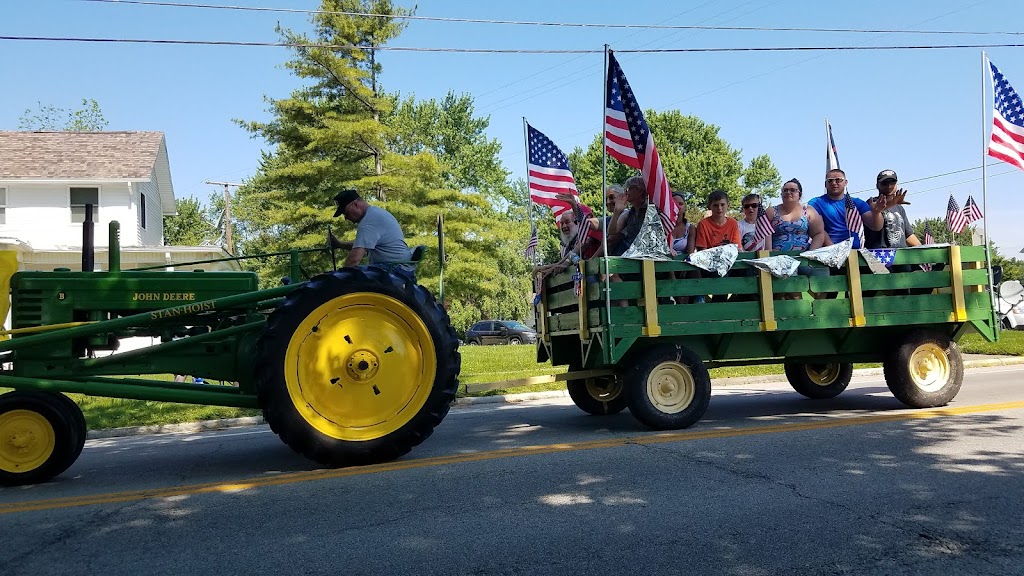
[883,330,964,408]
[0,391,80,486]
[256,266,460,468]
[51,393,87,464]
[566,374,627,416]
[783,362,854,399]
[625,344,712,430]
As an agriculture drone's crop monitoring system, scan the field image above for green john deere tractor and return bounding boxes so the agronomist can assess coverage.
[0,216,459,486]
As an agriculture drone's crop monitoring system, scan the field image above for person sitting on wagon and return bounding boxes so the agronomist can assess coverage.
[809,168,886,248]
[531,195,602,279]
[608,175,650,255]
[738,193,771,253]
[864,169,925,294]
[764,178,829,298]
[693,190,741,302]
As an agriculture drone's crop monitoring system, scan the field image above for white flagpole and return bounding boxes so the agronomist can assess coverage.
[981,52,996,309]
[523,117,536,266]
[602,45,612,318]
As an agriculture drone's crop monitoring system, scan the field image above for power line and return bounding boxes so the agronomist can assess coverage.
[5,35,1024,53]
[77,0,1024,37]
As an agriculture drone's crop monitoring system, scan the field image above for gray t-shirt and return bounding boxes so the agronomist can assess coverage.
[864,205,911,249]
[354,205,411,264]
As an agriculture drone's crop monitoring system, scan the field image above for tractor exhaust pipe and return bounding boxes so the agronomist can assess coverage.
[82,203,95,272]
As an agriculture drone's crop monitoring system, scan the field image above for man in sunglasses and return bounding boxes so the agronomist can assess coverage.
[863,169,920,250]
[332,188,413,275]
[808,168,886,249]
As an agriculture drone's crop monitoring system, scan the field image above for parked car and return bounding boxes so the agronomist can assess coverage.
[998,280,1024,330]
[464,320,537,345]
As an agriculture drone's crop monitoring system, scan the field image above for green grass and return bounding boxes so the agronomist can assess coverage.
[960,329,1024,356]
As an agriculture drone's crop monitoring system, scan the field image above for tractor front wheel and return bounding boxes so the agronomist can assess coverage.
[256,266,460,467]
[0,391,80,486]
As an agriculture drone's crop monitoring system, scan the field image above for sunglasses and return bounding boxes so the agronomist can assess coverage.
[742,203,761,210]
[782,188,800,194]
[825,178,846,184]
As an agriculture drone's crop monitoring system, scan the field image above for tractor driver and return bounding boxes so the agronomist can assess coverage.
[332,189,414,276]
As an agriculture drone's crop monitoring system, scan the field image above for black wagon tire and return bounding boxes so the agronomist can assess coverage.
[625,344,712,430]
[566,375,627,416]
[783,362,854,399]
[883,330,964,408]
[256,266,461,467]
[0,391,78,486]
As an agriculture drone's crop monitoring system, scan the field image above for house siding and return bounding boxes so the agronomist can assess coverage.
[0,181,148,248]
[135,177,162,246]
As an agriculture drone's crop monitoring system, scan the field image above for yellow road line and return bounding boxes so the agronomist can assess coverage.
[3,399,1024,516]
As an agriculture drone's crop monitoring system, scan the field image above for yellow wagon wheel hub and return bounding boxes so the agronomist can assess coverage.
[285,292,437,442]
[646,362,696,414]
[0,409,55,474]
[909,343,950,392]
[806,363,841,386]
[585,377,622,402]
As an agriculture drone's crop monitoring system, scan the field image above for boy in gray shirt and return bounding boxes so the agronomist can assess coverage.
[333,189,413,275]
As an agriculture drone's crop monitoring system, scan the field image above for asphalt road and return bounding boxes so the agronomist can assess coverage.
[3,366,1024,576]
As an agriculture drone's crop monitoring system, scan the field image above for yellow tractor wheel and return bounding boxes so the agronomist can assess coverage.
[256,267,460,467]
[0,391,80,486]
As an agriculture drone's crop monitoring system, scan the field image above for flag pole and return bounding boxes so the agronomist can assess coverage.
[523,116,535,266]
[981,51,996,308]
[601,44,612,318]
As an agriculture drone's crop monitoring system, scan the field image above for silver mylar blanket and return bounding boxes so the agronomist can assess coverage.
[687,244,739,277]
[621,204,672,261]
[748,255,801,278]
[799,238,853,269]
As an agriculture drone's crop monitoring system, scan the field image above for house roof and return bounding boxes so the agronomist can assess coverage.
[0,131,176,215]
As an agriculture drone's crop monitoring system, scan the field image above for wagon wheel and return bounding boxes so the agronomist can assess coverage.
[624,344,712,430]
[256,266,460,467]
[566,374,627,416]
[883,330,964,408]
[0,391,81,486]
[783,362,853,399]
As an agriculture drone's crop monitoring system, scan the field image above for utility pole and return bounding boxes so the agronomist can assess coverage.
[205,181,242,254]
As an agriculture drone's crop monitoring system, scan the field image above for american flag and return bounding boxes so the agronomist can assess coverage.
[604,50,678,237]
[921,222,934,271]
[524,226,539,259]
[988,61,1024,172]
[526,122,577,220]
[826,119,841,172]
[754,204,774,249]
[844,193,863,246]
[946,194,968,234]
[963,194,984,223]
[572,267,583,297]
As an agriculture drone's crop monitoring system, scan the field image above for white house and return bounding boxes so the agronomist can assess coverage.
[0,131,237,271]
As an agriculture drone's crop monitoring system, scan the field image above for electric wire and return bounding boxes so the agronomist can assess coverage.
[76,0,1024,37]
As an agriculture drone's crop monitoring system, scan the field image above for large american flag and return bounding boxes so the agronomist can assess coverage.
[963,194,984,223]
[946,194,968,234]
[604,50,677,236]
[826,119,841,172]
[844,193,863,246]
[526,122,577,220]
[754,204,774,249]
[988,61,1024,172]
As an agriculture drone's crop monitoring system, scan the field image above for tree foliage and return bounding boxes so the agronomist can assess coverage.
[910,218,975,247]
[163,196,218,246]
[18,99,109,131]
[567,111,781,217]
[234,0,531,331]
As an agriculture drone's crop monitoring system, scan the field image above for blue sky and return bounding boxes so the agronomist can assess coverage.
[3,0,1024,254]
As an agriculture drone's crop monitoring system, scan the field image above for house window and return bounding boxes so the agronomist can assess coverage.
[140,192,147,229]
[70,187,99,223]
[0,188,6,225]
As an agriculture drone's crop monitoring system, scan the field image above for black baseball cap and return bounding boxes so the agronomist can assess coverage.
[332,189,360,217]
[876,169,898,184]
